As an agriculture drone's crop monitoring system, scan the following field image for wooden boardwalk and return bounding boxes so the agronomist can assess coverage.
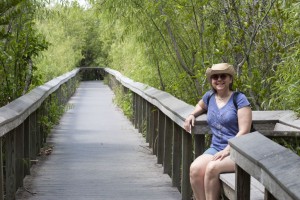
[16,81,181,200]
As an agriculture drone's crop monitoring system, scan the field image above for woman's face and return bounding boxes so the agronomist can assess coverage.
[210,73,233,92]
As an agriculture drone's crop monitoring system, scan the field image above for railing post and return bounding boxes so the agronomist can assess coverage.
[182,132,193,200]
[57,85,62,106]
[15,124,25,189]
[172,123,182,191]
[36,108,42,154]
[24,117,30,175]
[193,125,207,158]
[150,107,158,155]
[157,111,165,164]
[138,96,143,133]
[146,102,152,146]
[163,116,173,176]
[5,130,16,200]
[132,93,138,128]
[235,164,250,200]
[264,189,277,200]
[131,92,135,124]
[0,139,4,200]
[194,134,205,158]
[133,93,138,128]
[143,99,148,141]
[30,111,38,158]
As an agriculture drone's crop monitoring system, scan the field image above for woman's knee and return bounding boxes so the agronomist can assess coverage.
[190,162,202,180]
[206,158,235,178]
[205,161,221,178]
[190,158,208,180]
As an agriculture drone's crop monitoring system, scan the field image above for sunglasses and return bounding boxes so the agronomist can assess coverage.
[211,74,229,80]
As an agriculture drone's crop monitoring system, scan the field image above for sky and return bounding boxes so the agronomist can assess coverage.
[75,0,89,7]
[49,0,91,8]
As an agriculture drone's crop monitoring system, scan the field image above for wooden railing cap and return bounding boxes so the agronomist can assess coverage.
[103,68,300,134]
[229,132,300,200]
[0,69,79,137]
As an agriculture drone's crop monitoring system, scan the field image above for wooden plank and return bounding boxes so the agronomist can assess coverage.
[15,124,25,189]
[24,117,30,175]
[182,133,193,200]
[148,104,155,149]
[157,111,165,164]
[146,101,151,143]
[230,132,286,179]
[229,132,300,200]
[163,116,173,176]
[133,93,138,129]
[30,111,37,159]
[151,108,159,155]
[274,122,300,131]
[142,97,147,134]
[193,127,205,158]
[220,173,264,200]
[5,131,16,200]
[172,123,182,191]
[16,81,181,200]
[0,69,78,137]
[259,149,300,200]
[264,189,276,200]
[0,139,3,200]
[138,95,143,133]
[279,112,300,129]
[256,122,300,137]
[235,165,251,200]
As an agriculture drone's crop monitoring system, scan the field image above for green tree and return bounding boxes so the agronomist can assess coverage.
[90,0,300,114]
[0,0,48,106]
[32,2,89,85]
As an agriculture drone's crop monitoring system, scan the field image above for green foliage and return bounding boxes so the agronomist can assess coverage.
[0,1,49,106]
[32,4,86,85]
[273,137,300,155]
[1,0,299,115]
[112,85,133,119]
[268,2,300,116]
[39,94,64,136]
[89,0,300,115]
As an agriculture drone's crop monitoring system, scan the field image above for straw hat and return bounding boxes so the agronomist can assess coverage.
[205,63,235,78]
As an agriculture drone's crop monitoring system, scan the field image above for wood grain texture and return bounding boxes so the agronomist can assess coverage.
[229,132,300,200]
[16,81,181,200]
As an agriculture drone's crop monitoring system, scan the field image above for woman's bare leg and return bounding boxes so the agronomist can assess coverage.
[204,156,235,200]
[190,154,213,200]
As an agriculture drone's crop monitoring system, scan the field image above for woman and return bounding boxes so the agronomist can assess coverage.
[183,63,252,200]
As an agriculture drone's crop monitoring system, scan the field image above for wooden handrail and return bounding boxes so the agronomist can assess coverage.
[0,69,79,137]
[0,68,80,200]
[103,67,300,200]
[229,132,300,200]
[1,67,298,200]
[104,68,300,135]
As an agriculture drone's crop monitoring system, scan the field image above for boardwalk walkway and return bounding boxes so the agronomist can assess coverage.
[16,81,181,200]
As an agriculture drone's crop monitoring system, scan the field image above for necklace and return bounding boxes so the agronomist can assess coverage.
[217,92,231,101]
[217,96,225,101]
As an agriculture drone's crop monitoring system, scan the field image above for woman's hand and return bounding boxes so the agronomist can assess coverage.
[184,114,195,133]
[183,100,206,133]
[212,148,230,161]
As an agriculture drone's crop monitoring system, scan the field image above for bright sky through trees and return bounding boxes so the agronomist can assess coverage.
[70,0,90,8]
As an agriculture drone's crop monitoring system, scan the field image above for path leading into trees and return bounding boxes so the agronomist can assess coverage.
[16,81,181,200]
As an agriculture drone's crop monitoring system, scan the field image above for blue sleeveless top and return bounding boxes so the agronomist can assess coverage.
[202,91,250,151]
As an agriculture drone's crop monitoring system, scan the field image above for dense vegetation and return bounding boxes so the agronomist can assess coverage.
[0,0,299,116]
[93,0,300,114]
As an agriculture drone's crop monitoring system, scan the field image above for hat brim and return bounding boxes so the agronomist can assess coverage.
[206,66,235,78]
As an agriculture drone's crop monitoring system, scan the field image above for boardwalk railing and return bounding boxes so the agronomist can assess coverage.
[103,67,300,200]
[0,67,299,200]
[0,69,81,200]
[229,132,300,200]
